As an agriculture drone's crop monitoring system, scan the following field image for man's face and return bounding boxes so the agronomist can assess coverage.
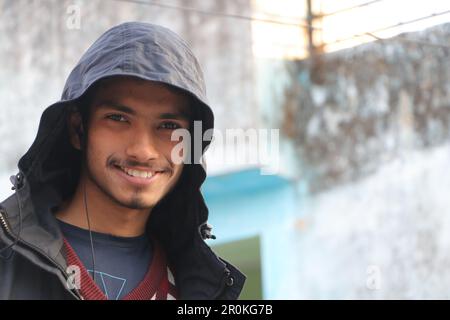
[77,77,191,210]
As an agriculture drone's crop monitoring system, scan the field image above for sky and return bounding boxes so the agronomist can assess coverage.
[252,0,450,59]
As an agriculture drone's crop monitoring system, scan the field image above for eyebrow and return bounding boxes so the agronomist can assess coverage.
[96,100,191,121]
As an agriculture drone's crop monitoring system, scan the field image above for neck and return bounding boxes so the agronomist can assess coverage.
[55,173,151,237]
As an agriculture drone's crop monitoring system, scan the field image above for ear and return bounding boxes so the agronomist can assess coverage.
[67,107,84,151]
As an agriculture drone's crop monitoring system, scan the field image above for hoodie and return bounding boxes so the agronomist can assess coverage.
[0,21,245,300]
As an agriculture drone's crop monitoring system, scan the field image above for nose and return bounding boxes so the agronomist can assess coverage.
[125,127,160,162]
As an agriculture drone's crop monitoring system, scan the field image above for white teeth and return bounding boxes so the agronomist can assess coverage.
[120,166,154,179]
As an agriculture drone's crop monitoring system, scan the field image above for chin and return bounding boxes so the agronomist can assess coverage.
[118,198,152,210]
[121,193,162,210]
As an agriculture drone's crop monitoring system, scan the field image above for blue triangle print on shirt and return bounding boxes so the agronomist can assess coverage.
[88,270,127,300]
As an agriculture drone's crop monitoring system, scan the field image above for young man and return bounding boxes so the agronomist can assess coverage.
[0,22,245,300]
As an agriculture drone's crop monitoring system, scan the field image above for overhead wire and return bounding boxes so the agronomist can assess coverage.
[108,0,450,52]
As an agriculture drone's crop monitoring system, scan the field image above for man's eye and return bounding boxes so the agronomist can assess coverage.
[106,114,127,122]
[159,122,181,130]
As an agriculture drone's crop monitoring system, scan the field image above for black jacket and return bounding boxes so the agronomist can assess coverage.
[0,22,245,300]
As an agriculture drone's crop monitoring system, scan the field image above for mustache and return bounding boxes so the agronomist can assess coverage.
[107,156,170,172]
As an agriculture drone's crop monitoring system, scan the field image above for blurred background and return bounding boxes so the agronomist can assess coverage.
[1,0,450,299]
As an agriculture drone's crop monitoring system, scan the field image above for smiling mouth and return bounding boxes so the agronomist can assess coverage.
[114,165,164,179]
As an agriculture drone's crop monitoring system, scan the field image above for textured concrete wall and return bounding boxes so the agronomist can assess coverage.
[280,23,450,192]
[267,23,450,299]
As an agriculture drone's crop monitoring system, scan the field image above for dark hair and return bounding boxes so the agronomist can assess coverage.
[74,80,101,149]
[74,76,194,137]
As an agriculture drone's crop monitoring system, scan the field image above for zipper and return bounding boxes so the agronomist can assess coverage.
[0,210,11,234]
[0,209,83,300]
